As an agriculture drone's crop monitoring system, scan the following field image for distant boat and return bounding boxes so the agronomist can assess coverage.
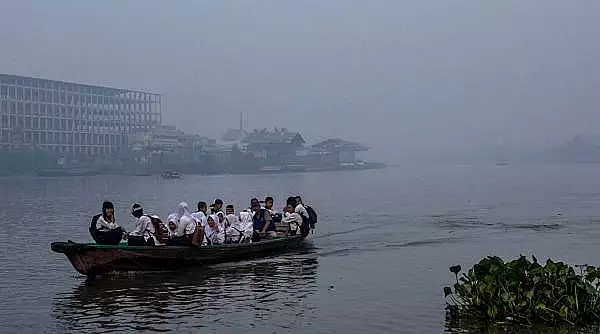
[161,171,182,179]
[495,160,509,166]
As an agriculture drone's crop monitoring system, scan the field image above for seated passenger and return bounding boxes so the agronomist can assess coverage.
[192,201,208,228]
[128,203,167,246]
[166,214,179,238]
[238,211,254,243]
[89,201,126,245]
[264,196,274,214]
[168,202,197,246]
[211,198,224,216]
[204,214,225,245]
[282,204,302,236]
[252,202,276,239]
[224,205,242,243]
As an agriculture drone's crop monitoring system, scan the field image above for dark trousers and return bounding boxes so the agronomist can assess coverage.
[166,235,192,246]
[128,235,155,246]
[93,227,125,245]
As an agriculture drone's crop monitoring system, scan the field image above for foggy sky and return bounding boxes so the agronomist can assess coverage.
[1,0,599,162]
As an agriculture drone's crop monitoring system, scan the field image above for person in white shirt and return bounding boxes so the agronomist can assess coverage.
[204,214,225,245]
[294,197,309,220]
[192,201,208,228]
[128,203,156,246]
[225,205,244,243]
[167,202,197,246]
[238,211,254,243]
[282,204,303,235]
[166,213,179,238]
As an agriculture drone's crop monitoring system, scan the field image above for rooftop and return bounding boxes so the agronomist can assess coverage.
[312,138,369,152]
[242,128,305,145]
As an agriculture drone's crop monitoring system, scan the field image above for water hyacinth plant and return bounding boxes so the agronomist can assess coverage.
[444,256,600,326]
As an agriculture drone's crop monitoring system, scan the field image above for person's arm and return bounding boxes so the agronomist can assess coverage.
[97,216,118,230]
[261,212,272,233]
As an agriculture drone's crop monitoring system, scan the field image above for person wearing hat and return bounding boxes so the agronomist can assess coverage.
[128,203,156,246]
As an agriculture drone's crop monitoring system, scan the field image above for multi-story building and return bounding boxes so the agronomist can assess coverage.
[0,73,162,157]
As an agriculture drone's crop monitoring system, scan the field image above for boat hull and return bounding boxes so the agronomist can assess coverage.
[51,236,306,276]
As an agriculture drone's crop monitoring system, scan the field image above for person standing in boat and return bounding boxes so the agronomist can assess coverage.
[128,203,157,246]
[90,201,127,245]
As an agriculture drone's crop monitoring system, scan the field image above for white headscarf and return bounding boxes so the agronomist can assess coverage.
[175,202,196,236]
[205,214,224,244]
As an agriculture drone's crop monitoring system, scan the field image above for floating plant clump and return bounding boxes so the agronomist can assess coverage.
[444,256,600,326]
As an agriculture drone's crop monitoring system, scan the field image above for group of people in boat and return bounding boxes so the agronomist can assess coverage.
[89,196,316,247]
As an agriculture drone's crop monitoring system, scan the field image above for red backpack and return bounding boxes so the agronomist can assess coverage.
[146,215,169,244]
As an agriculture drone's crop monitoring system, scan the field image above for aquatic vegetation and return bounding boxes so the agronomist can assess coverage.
[444,256,600,326]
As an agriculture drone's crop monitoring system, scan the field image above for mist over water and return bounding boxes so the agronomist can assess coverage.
[1,165,600,333]
[2,1,600,162]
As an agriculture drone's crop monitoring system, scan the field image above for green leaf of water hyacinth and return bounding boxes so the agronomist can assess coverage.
[444,255,600,326]
[449,265,461,275]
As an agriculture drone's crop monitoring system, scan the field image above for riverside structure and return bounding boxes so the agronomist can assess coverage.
[0,73,162,157]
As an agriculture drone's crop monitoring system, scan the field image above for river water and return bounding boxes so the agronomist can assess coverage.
[1,164,600,333]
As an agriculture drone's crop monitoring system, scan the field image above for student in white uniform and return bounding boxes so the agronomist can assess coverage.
[128,203,157,246]
[282,204,303,235]
[204,214,225,245]
[192,201,208,227]
[168,202,197,246]
[238,211,254,243]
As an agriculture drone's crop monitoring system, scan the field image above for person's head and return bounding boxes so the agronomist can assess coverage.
[265,196,274,210]
[250,198,260,208]
[285,204,295,213]
[251,202,261,214]
[131,203,144,218]
[286,196,296,206]
[197,201,207,213]
[102,201,115,219]
[217,211,225,222]
[295,196,303,205]
[207,215,217,228]
[213,198,223,211]
[225,205,234,215]
[177,202,190,217]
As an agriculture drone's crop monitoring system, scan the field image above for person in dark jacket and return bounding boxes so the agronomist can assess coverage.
[89,201,126,245]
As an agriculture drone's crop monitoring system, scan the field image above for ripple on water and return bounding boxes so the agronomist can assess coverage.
[52,256,319,333]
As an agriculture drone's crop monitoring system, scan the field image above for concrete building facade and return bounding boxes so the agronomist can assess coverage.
[0,74,162,157]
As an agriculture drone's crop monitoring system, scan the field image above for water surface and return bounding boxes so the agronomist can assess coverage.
[2,164,600,333]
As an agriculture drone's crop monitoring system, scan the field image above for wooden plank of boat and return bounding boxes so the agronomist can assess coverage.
[51,235,306,277]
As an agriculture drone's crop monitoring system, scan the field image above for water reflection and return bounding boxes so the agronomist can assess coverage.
[444,312,600,334]
[53,254,319,333]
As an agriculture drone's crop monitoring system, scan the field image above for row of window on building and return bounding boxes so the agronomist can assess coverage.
[0,99,156,117]
[0,129,125,147]
[0,115,150,133]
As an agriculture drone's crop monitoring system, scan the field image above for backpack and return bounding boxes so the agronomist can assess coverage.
[305,205,318,229]
[146,215,169,244]
[89,214,102,241]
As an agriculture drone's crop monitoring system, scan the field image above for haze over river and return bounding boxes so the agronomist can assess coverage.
[2,164,600,333]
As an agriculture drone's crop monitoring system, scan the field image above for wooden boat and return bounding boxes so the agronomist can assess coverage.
[51,235,307,277]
